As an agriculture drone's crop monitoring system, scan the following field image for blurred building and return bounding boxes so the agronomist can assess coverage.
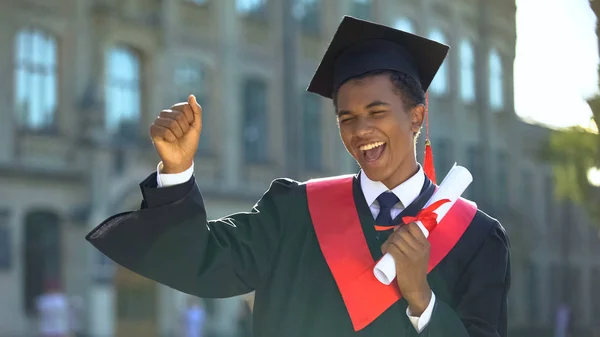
[0,0,598,336]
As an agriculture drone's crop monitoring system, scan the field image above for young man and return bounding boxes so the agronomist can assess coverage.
[87,17,510,337]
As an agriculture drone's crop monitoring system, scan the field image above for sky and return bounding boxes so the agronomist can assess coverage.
[514,0,599,129]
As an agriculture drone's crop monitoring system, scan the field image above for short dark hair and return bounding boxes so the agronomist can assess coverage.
[332,70,426,110]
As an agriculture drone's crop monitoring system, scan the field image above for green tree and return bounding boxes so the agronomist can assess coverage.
[540,99,600,226]
[539,0,600,227]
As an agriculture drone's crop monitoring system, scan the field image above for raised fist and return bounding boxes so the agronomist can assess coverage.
[150,94,202,173]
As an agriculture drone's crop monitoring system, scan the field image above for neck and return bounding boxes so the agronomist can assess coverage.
[381,159,419,190]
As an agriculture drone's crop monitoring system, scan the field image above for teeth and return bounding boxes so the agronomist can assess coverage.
[359,142,385,151]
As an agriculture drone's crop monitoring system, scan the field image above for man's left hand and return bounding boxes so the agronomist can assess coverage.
[381,222,432,316]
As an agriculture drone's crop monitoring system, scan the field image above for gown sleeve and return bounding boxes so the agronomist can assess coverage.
[406,220,511,337]
[85,172,296,298]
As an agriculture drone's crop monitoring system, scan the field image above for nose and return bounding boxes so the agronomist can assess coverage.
[354,116,374,138]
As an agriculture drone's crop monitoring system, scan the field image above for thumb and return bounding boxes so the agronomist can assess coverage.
[188,94,202,131]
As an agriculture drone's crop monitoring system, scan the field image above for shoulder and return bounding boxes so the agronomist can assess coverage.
[473,209,509,244]
[267,178,302,196]
[454,200,510,259]
[265,175,357,208]
[456,197,509,244]
[268,174,356,193]
[468,209,510,256]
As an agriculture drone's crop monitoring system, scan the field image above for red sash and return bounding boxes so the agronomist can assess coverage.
[306,175,477,331]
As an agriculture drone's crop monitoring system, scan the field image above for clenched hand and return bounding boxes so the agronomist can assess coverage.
[150,94,202,173]
[381,222,432,316]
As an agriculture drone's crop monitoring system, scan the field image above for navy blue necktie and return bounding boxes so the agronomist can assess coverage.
[375,191,400,227]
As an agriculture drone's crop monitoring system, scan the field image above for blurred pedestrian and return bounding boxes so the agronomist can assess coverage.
[181,298,207,337]
[35,280,71,337]
[237,298,252,337]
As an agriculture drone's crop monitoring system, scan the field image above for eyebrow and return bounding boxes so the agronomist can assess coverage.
[336,100,391,117]
[365,100,390,109]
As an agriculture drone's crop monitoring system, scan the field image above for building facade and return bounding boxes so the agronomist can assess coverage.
[0,0,598,336]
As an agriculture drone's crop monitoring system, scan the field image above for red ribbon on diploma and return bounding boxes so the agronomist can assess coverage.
[374,198,451,232]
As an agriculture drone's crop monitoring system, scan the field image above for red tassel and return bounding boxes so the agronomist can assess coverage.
[424,139,436,184]
[423,92,436,184]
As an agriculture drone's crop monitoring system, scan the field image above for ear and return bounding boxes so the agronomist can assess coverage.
[410,104,425,134]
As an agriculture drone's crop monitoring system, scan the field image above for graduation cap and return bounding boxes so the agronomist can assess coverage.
[307,16,450,183]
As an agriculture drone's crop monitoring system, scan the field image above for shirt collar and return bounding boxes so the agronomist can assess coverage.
[360,165,425,208]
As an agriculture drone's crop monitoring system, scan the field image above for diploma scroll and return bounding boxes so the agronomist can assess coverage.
[373,164,474,285]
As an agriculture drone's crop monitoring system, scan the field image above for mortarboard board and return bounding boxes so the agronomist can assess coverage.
[307,16,450,99]
[307,16,451,183]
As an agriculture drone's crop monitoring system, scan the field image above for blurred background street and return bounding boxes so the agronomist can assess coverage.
[0,0,599,336]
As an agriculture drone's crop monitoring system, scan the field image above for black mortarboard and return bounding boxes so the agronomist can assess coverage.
[307,16,450,99]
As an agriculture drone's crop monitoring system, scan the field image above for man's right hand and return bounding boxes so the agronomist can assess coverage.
[150,94,202,174]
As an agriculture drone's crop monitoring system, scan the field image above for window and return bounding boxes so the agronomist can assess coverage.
[14,29,58,130]
[433,138,452,178]
[351,0,371,20]
[567,266,581,323]
[394,18,415,33]
[593,268,600,321]
[489,49,504,110]
[459,39,475,103]
[526,262,540,324]
[302,93,322,170]
[427,29,449,96]
[548,264,562,321]
[466,146,482,201]
[496,152,508,208]
[544,175,555,225]
[242,78,269,163]
[0,210,11,270]
[23,210,61,315]
[521,170,533,209]
[105,47,141,134]
[236,0,267,16]
[293,0,320,34]
[186,0,208,4]
[175,61,210,149]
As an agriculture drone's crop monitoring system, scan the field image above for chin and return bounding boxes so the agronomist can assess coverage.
[361,167,390,182]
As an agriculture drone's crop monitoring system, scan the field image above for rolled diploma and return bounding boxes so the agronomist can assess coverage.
[373,164,473,285]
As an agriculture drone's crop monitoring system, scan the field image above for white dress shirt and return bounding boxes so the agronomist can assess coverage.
[156,162,435,332]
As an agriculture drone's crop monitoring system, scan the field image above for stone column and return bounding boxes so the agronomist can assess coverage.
[0,3,15,164]
[216,0,242,190]
[87,147,116,337]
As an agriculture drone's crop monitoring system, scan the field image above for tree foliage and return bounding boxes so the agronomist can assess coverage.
[540,96,600,226]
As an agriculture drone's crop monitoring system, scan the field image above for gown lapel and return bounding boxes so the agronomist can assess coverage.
[353,173,436,261]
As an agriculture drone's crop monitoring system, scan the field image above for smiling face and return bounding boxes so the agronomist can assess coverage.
[336,72,425,189]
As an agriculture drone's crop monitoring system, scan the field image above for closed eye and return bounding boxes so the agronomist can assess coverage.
[339,116,355,124]
[370,110,387,116]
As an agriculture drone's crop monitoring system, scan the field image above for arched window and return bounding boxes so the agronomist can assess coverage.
[105,46,141,133]
[175,61,210,149]
[459,39,475,103]
[427,29,449,95]
[293,0,321,34]
[22,210,61,315]
[393,18,415,34]
[302,92,322,170]
[489,49,504,110]
[14,28,58,130]
[351,0,371,20]
[242,77,269,163]
[236,0,267,15]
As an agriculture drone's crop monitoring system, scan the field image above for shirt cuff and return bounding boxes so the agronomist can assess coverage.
[406,291,436,333]
[156,161,195,187]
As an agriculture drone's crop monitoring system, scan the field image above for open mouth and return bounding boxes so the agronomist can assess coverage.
[360,142,386,163]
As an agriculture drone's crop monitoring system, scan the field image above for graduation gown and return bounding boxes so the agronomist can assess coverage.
[86,172,510,337]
